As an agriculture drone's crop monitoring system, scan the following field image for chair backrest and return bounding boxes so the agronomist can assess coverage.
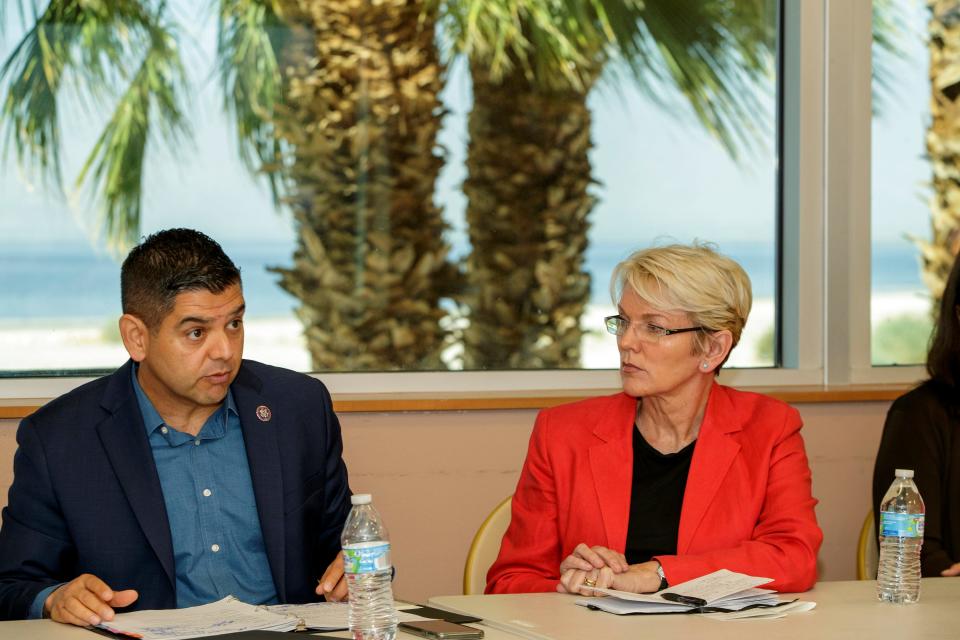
[857,508,879,580]
[463,496,512,595]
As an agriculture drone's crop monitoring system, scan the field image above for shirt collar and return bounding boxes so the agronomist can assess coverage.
[131,364,237,438]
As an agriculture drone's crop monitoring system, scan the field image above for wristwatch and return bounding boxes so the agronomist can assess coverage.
[656,563,668,591]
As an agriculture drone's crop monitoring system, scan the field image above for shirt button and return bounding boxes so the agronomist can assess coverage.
[194,439,201,446]
[160,426,168,435]
[202,489,212,497]
[211,544,220,553]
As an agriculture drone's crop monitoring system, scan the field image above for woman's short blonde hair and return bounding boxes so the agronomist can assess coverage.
[610,243,752,355]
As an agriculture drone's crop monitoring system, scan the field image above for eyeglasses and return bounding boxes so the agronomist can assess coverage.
[604,315,704,341]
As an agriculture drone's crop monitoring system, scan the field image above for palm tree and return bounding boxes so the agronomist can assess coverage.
[441,0,776,369]
[920,0,960,310]
[259,0,460,370]
[0,0,458,371]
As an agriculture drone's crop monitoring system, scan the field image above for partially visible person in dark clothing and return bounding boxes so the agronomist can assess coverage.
[873,254,960,577]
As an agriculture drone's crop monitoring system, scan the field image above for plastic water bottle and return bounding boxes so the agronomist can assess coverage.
[342,494,398,640]
[876,469,925,603]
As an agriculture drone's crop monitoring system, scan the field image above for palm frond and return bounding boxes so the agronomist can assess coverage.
[216,0,285,202]
[437,0,604,91]
[0,5,71,188]
[74,15,190,253]
[626,0,775,159]
[438,0,775,157]
[0,0,164,189]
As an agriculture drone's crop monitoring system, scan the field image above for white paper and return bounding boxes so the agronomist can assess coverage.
[706,600,817,620]
[662,569,773,603]
[266,601,430,630]
[587,569,772,605]
[577,569,798,616]
[576,597,693,614]
[97,596,298,640]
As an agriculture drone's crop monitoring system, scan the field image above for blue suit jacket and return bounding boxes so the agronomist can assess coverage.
[0,359,352,619]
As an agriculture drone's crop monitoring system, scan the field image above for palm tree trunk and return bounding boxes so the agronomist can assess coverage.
[460,63,597,369]
[270,0,458,370]
[922,0,960,310]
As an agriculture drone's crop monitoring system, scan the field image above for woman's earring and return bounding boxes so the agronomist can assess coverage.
[701,362,710,370]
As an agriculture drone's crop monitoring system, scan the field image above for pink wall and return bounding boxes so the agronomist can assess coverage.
[0,400,889,602]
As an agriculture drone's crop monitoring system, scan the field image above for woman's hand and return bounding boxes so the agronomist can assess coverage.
[559,543,629,574]
[557,566,618,596]
[610,561,663,594]
[556,544,630,596]
[941,562,960,577]
[557,559,663,596]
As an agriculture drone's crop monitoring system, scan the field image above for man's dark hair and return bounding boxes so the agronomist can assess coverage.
[121,228,242,327]
[928,254,960,390]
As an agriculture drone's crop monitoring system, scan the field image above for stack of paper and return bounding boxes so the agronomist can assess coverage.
[97,596,300,639]
[577,569,805,617]
[266,601,431,630]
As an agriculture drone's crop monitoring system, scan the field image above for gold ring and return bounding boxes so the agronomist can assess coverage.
[583,577,597,588]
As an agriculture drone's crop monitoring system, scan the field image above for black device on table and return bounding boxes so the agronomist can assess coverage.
[398,619,484,639]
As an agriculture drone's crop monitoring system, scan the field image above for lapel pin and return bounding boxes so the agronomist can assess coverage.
[255,405,272,422]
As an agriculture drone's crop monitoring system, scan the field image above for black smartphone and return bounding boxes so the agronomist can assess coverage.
[398,619,485,639]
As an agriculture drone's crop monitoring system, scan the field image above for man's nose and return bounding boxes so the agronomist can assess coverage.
[207,330,234,360]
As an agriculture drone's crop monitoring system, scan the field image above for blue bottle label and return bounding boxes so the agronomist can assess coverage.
[343,542,392,574]
[880,511,924,538]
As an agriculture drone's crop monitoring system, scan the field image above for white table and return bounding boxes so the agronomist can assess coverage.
[429,578,960,640]
[4,581,958,639]
[0,612,514,639]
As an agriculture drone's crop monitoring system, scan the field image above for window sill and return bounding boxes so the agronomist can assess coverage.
[0,383,911,419]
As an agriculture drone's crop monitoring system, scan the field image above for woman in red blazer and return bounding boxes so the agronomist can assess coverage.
[486,244,822,595]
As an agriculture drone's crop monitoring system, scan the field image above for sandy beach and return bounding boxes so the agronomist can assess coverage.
[0,291,933,373]
[0,316,312,373]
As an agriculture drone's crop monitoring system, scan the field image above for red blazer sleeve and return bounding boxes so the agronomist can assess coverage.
[655,407,822,592]
[485,410,561,593]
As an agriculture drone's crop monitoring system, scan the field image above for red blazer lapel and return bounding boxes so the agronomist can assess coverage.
[677,383,743,554]
[588,393,636,550]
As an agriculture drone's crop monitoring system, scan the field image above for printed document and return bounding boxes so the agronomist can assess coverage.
[96,596,298,639]
[578,569,810,617]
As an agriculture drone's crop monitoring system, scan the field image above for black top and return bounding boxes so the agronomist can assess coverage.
[624,427,696,565]
[873,380,960,576]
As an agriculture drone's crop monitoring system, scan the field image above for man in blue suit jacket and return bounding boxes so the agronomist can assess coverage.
[0,229,353,625]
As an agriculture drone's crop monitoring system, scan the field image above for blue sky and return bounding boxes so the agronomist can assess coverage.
[0,1,931,253]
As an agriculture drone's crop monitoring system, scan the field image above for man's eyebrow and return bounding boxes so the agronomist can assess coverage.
[177,315,211,328]
[176,303,246,328]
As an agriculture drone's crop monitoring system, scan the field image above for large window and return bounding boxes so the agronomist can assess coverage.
[870,0,936,366]
[0,1,780,376]
[3,1,936,399]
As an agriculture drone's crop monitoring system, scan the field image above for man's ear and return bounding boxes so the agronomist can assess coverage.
[119,314,149,362]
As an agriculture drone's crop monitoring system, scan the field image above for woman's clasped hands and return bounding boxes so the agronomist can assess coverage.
[556,543,662,596]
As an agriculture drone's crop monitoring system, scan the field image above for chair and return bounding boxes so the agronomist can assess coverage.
[857,509,879,580]
[463,496,513,594]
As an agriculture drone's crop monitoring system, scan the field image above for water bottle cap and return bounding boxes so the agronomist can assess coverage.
[895,469,915,478]
[351,494,372,505]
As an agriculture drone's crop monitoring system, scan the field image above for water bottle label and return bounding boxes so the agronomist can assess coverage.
[880,511,924,538]
[343,542,391,574]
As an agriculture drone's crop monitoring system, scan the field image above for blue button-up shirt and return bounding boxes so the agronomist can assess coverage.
[131,368,278,607]
[29,368,279,618]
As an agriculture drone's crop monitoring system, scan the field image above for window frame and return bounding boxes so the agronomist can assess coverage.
[0,0,929,406]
